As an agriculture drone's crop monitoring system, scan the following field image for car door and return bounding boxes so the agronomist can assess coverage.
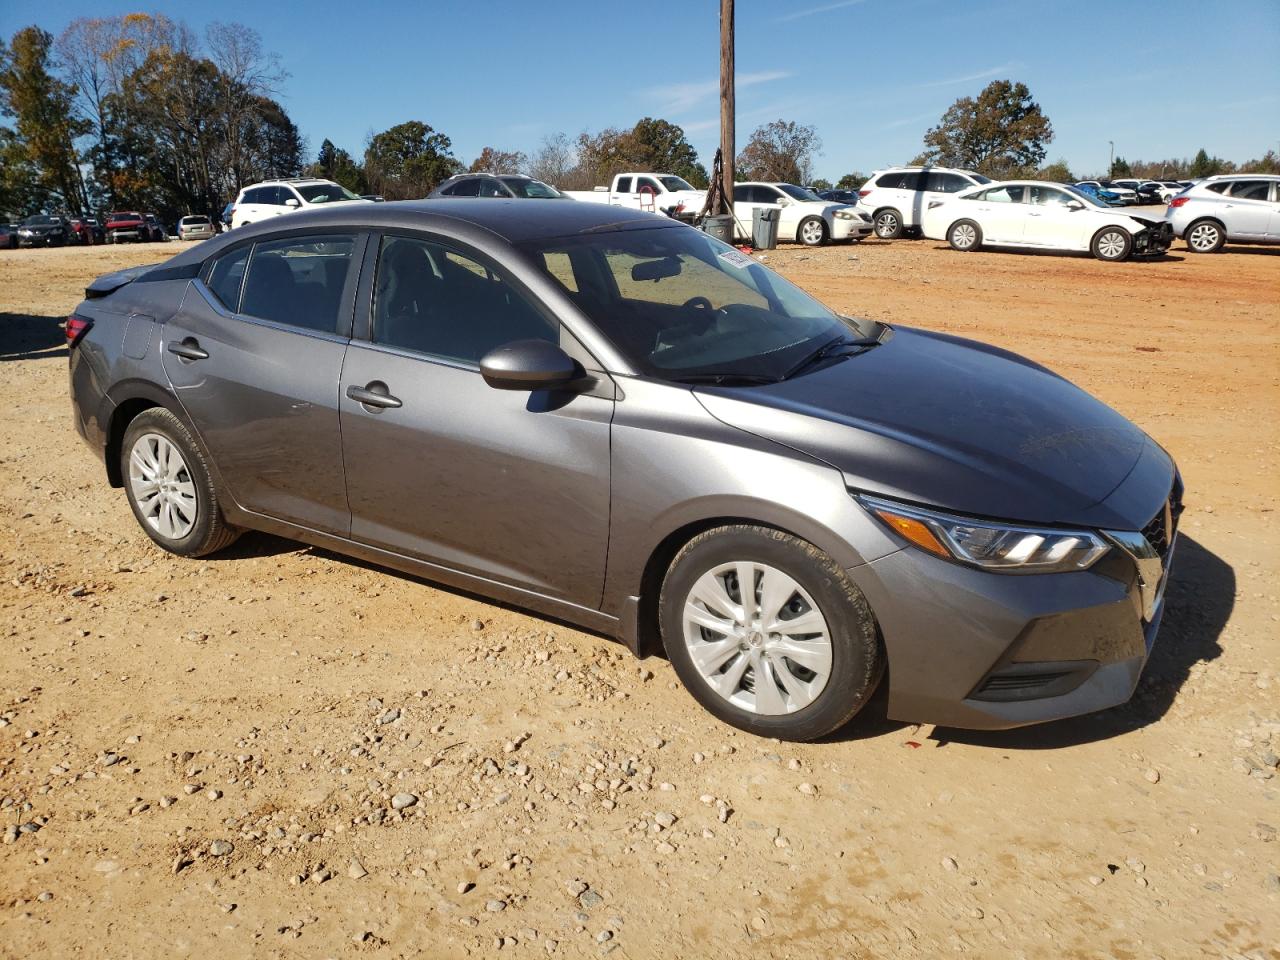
[920,171,969,225]
[1223,179,1274,238]
[339,232,613,608]
[969,185,1027,244]
[611,176,637,208]
[1265,182,1280,240]
[1024,184,1086,248]
[731,184,761,240]
[162,232,362,533]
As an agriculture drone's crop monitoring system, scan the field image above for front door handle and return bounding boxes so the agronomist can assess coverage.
[347,381,402,410]
[167,337,208,362]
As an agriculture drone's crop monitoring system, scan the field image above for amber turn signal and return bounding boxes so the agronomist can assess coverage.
[872,508,949,557]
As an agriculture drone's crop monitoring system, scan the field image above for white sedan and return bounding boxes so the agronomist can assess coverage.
[731,182,873,246]
[921,181,1174,261]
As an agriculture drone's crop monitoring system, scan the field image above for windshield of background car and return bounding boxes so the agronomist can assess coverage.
[502,177,563,198]
[970,174,993,184]
[297,183,361,203]
[779,184,825,202]
[22,215,57,226]
[658,176,696,192]
[521,226,875,381]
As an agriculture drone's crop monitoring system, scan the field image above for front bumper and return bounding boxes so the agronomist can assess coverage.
[109,229,143,241]
[847,521,1177,730]
[1133,221,1174,256]
[831,217,874,241]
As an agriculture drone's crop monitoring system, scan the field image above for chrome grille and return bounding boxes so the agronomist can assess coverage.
[1141,477,1183,560]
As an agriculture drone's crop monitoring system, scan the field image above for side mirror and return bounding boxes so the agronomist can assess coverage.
[776,199,791,207]
[1066,201,1085,211]
[480,339,583,391]
[284,198,301,208]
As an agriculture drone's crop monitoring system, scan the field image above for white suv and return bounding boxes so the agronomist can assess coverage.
[858,166,992,238]
[230,178,367,229]
[1166,174,1280,252]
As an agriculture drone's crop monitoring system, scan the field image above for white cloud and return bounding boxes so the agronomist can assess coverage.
[913,63,1021,89]
[775,0,868,24]
[643,70,791,115]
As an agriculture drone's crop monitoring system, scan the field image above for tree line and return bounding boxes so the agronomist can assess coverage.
[4,31,1275,226]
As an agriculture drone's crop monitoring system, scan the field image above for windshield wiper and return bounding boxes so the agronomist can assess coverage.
[781,335,883,380]
[669,373,781,386]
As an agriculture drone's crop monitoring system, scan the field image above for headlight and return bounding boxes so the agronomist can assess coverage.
[834,210,855,220]
[857,494,1110,573]
[19,228,33,235]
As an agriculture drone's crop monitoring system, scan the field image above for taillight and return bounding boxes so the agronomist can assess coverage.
[858,189,872,197]
[1168,196,1189,208]
[65,314,93,347]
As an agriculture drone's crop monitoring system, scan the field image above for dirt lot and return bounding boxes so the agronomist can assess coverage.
[1,237,1277,960]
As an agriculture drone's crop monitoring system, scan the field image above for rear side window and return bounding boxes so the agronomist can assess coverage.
[239,235,356,333]
[732,185,752,203]
[206,246,250,310]
[478,178,508,198]
[615,177,633,193]
[1230,180,1271,201]
[1205,182,1229,194]
[877,172,924,190]
[372,235,557,364]
[979,185,1026,203]
[926,172,969,193]
[446,179,480,197]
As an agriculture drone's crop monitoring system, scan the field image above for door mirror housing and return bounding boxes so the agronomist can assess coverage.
[1066,200,1085,211]
[480,339,583,391]
[284,197,301,208]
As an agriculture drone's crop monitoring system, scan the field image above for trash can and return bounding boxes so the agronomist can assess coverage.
[752,206,780,250]
[701,214,735,244]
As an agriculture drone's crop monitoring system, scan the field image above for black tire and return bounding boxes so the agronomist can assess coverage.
[1091,226,1132,262]
[659,524,884,742]
[797,216,828,247]
[120,407,240,557]
[1184,218,1225,253]
[948,219,982,252]
[873,208,903,239]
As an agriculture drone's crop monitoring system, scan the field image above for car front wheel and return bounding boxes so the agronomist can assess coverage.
[1091,227,1132,262]
[1185,219,1225,253]
[797,216,828,247]
[121,408,240,557]
[948,219,982,251]
[660,525,884,741]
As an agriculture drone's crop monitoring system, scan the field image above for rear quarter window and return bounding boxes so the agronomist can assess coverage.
[206,246,250,311]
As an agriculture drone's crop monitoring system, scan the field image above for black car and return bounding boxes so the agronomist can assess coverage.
[16,214,70,247]
[817,189,861,205]
[1133,183,1164,205]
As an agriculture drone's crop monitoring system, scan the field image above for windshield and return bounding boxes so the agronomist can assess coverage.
[778,183,824,202]
[297,183,361,204]
[1061,184,1106,208]
[109,212,142,221]
[22,215,58,226]
[658,176,696,192]
[520,226,878,382]
[971,174,993,184]
[501,177,562,199]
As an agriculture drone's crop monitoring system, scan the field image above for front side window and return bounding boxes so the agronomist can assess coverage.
[239,234,355,333]
[521,226,879,382]
[478,178,509,198]
[502,177,562,199]
[658,176,695,192]
[206,245,250,311]
[372,235,557,364]
[637,177,661,195]
[1028,185,1071,207]
[1230,180,1272,201]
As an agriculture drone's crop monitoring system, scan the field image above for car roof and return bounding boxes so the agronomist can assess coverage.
[1203,173,1280,181]
[156,199,682,268]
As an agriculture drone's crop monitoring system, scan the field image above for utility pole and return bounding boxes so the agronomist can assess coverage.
[1108,140,1114,175]
[720,0,734,215]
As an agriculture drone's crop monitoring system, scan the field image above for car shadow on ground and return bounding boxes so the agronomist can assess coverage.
[930,534,1230,750]
[925,244,1187,263]
[0,312,68,361]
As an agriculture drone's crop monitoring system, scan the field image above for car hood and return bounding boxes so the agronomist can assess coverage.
[693,326,1172,530]
[22,224,61,232]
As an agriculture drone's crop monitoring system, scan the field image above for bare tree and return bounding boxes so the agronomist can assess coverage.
[469,146,526,174]
[736,119,822,184]
[205,21,286,194]
[528,132,577,189]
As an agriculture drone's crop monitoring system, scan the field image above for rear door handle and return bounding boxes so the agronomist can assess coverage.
[167,337,208,362]
[347,381,402,410]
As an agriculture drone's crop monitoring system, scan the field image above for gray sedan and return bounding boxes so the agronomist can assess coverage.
[67,201,1182,741]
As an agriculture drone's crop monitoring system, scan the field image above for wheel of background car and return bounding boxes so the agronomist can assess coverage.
[659,524,884,742]
[121,407,240,558]
[1185,219,1225,253]
[798,216,827,247]
[873,209,903,239]
[1091,227,1132,262]
[948,219,982,252]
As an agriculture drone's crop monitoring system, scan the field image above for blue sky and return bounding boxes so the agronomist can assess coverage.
[6,0,1279,181]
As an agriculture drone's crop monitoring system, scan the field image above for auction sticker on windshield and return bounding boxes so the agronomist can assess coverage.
[718,249,754,269]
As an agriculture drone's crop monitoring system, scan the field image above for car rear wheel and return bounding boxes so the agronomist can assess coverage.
[660,525,884,741]
[873,208,903,239]
[797,216,828,246]
[1091,227,1132,262]
[948,219,982,251]
[121,408,240,557]
[1185,219,1225,253]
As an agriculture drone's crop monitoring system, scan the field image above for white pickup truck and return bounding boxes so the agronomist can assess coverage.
[564,172,707,222]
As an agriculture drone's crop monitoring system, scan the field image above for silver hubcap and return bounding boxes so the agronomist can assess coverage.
[681,561,833,715]
[1189,224,1218,250]
[952,223,976,248]
[876,213,897,236]
[129,433,197,540]
[1097,231,1126,258]
[801,221,823,244]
